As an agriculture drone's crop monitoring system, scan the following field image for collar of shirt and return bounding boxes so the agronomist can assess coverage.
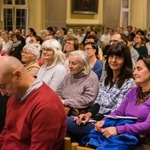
[20,79,43,102]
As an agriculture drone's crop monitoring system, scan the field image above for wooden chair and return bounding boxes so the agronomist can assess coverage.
[76,146,95,150]
[63,137,95,150]
[63,137,71,150]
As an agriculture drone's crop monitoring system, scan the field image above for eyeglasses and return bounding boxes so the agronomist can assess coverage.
[42,48,53,52]
[109,40,118,44]
[21,51,34,55]
[134,37,140,39]
[65,42,74,46]
[84,48,93,51]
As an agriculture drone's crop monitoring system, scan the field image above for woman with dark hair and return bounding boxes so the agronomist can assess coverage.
[9,33,23,61]
[67,42,135,142]
[26,28,37,45]
[91,55,150,150]
[84,42,103,80]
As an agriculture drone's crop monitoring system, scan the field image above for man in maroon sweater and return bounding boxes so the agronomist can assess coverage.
[0,56,66,150]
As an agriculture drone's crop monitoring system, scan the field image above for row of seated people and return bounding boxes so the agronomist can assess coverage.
[0,34,150,149]
[66,52,150,150]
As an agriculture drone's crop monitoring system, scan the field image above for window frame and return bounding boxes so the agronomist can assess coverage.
[120,0,130,30]
[1,0,28,31]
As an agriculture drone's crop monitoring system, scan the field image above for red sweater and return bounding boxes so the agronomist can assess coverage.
[0,83,66,150]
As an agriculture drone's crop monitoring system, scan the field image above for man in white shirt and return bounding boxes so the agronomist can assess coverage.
[76,28,85,44]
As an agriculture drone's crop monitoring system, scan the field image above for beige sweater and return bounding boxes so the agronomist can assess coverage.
[24,63,40,77]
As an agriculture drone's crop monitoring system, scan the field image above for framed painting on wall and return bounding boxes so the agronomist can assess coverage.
[72,0,98,14]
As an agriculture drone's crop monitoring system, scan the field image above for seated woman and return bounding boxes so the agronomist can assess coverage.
[57,50,99,116]
[133,33,148,56]
[84,42,103,80]
[67,42,136,142]
[9,33,23,61]
[36,39,66,92]
[21,45,40,77]
[90,55,150,149]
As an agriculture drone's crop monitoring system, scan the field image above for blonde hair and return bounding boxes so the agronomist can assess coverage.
[42,39,65,64]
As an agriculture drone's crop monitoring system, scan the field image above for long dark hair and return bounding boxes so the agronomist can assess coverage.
[104,42,133,88]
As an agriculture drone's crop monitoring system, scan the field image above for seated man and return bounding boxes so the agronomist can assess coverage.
[0,56,66,150]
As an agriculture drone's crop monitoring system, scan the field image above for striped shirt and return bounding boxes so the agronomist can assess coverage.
[94,78,136,114]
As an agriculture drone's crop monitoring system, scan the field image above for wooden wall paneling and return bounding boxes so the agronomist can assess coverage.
[45,0,67,28]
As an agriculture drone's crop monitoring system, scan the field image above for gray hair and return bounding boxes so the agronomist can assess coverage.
[23,44,40,60]
[40,29,49,35]
[42,39,65,64]
[69,50,91,75]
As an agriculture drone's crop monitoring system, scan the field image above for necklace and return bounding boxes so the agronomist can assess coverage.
[136,89,150,105]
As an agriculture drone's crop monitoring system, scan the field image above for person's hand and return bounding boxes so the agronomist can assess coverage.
[101,127,117,138]
[75,112,92,125]
[94,120,105,132]
[61,99,65,104]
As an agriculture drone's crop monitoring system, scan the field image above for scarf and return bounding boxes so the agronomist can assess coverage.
[136,88,150,105]
[13,41,21,48]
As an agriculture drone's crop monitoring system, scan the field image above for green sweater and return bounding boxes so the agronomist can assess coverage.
[133,45,148,56]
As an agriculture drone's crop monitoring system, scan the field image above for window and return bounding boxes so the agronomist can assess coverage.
[15,0,25,5]
[4,8,13,31]
[120,0,130,30]
[3,0,12,4]
[2,0,28,31]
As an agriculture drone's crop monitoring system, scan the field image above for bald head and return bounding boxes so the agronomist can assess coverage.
[0,56,35,98]
[0,56,24,76]
[111,34,121,41]
[110,33,127,45]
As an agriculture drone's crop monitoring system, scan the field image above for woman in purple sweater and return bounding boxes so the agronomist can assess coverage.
[94,55,150,149]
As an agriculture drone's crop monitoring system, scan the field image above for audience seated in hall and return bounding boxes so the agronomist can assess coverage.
[67,42,135,142]
[84,55,150,150]
[57,50,99,116]
[0,56,66,149]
